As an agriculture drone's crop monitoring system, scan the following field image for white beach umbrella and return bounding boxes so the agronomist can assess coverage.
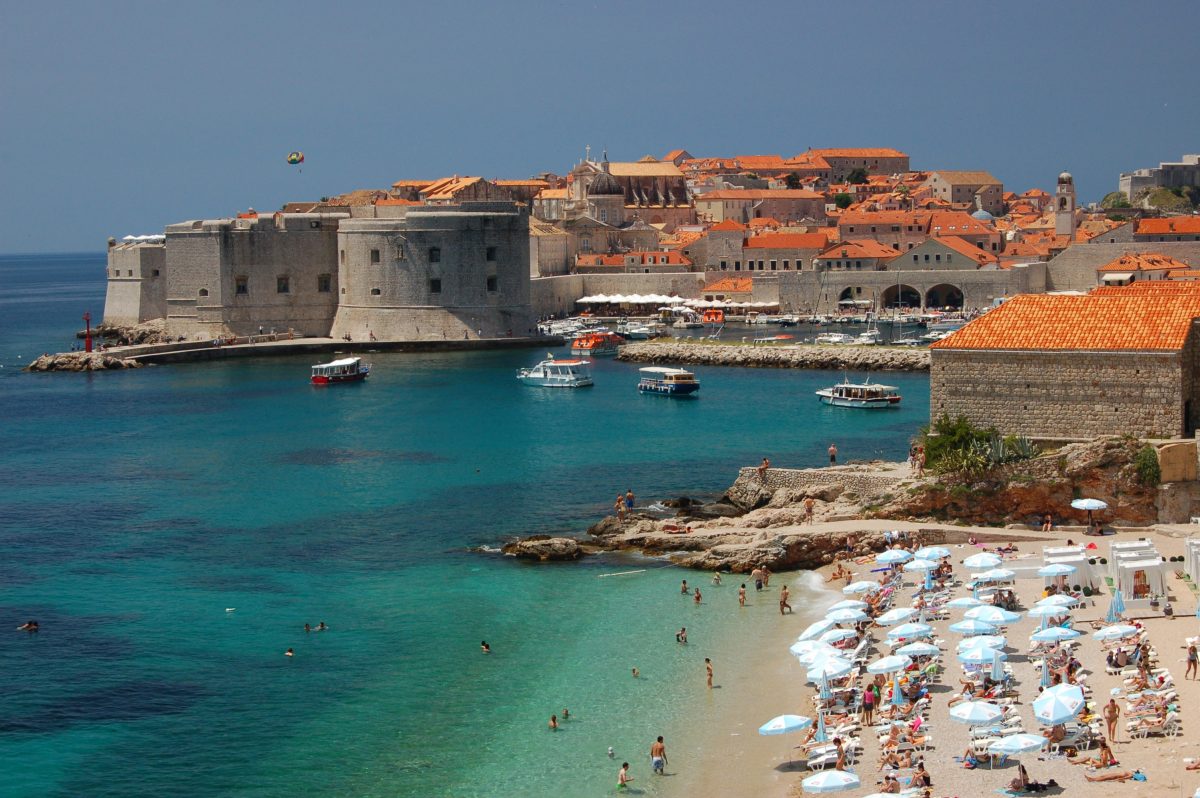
[801,770,861,793]
[963,552,1002,570]
[902,558,937,573]
[1033,683,1085,725]
[945,596,985,609]
[886,622,933,640]
[876,549,912,565]
[825,607,869,624]
[818,628,858,644]
[1027,605,1071,620]
[964,606,1022,625]
[1031,626,1081,643]
[827,599,868,612]
[949,619,998,636]
[949,700,1004,726]
[805,657,854,683]
[1036,595,1080,607]
[895,641,940,657]
[875,607,917,625]
[798,619,838,641]
[867,654,912,674]
[790,639,837,658]
[1093,623,1140,641]
[759,714,813,735]
[796,646,843,666]
[842,580,881,595]
[988,733,1048,756]
[1037,563,1077,577]
[974,568,1016,582]
[958,646,1006,665]
[914,546,951,560]
[957,634,1007,651]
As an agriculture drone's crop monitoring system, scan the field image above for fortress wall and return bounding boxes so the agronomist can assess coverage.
[530,272,707,318]
[1044,242,1200,292]
[103,244,166,325]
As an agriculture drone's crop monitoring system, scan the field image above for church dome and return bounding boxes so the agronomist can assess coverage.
[971,208,995,221]
[588,169,624,197]
[1058,171,1073,184]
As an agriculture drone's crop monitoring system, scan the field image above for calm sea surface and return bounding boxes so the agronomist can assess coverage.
[0,254,930,797]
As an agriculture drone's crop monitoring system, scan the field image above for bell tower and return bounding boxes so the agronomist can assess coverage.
[1055,171,1076,237]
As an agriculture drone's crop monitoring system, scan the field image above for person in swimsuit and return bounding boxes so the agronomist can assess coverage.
[705,657,713,688]
[676,627,687,644]
[1187,643,1198,680]
[617,762,632,789]
[549,714,558,730]
[739,584,747,607]
[779,585,792,615]
[693,587,702,605]
[624,489,635,513]
[481,641,491,654]
[828,443,838,465]
[650,736,667,774]
[680,579,689,595]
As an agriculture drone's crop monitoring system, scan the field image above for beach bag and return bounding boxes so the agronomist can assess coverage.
[1063,746,1077,758]
[1132,771,1147,782]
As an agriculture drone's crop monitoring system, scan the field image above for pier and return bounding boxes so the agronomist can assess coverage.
[617,340,930,371]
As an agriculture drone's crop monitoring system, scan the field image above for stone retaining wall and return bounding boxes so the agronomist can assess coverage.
[619,341,929,371]
[736,467,902,499]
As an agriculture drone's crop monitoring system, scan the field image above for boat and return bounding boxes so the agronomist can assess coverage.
[570,331,623,356]
[776,314,800,327]
[517,356,593,387]
[311,356,370,385]
[892,336,924,347]
[701,308,725,325]
[814,332,855,345]
[815,377,901,408]
[928,318,969,333]
[618,322,664,340]
[637,367,700,396]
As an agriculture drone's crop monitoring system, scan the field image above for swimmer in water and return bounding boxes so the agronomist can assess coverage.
[739,584,747,607]
[608,746,615,758]
[712,571,722,585]
[680,579,689,595]
[618,762,632,790]
[562,708,569,720]
[316,622,327,631]
[17,620,39,632]
[549,714,558,730]
[285,648,294,657]
[481,641,491,654]
[304,623,311,633]
[676,627,687,644]
[632,667,640,678]
[694,587,702,605]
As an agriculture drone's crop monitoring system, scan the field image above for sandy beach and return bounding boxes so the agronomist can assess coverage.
[663,520,1200,798]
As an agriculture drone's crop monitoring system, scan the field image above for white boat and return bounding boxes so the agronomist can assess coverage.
[815,332,855,345]
[892,336,924,347]
[854,328,882,345]
[776,314,800,327]
[637,366,700,396]
[517,356,593,387]
[928,318,969,333]
[619,322,663,340]
[816,377,902,408]
[311,357,370,385]
[921,330,952,343]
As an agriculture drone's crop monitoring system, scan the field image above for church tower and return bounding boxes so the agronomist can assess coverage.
[1055,171,1076,237]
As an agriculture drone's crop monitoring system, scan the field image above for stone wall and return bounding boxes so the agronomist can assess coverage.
[1044,241,1200,292]
[931,348,1186,438]
[103,243,166,325]
[735,466,903,499]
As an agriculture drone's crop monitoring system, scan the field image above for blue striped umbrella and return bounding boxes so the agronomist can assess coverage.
[950,619,999,636]
[759,714,813,735]
[1106,590,1126,624]
[1031,626,1080,643]
[876,549,912,565]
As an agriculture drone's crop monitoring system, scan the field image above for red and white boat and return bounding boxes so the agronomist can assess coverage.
[311,356,370,385]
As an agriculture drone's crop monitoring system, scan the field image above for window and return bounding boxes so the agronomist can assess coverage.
[277,276,290,293]
[935,254,941,262]
[152,269,160,277]
[783,260,790,270]
[580,237,592,253]
[310,220,321,229]
[340,249,346,265]
[912,254,918,262]
[235,277,248,295]
[486,246,497,262]
[599,209,607,222]
[370,249,380,264]
[429,278,442,294]
[946,254,952,262]
[127,270,133,276]
[486,275,498,292]
[924,254,930,262]
[370,288,381,296]
[198,288,209,297]
[429,247,441,262]
[317,274,332,293]
[719,260,727,270]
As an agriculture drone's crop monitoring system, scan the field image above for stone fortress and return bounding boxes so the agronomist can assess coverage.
[105,202,534,342]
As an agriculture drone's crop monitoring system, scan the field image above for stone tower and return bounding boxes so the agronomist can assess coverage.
[1055,171,1076,237]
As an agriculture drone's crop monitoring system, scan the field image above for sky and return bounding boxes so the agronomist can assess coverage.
[1,0,1197,253]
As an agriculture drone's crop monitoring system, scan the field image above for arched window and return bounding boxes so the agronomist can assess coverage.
[198,288,209,297]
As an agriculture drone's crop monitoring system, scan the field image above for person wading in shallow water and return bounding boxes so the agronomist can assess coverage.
[828,443,838,465]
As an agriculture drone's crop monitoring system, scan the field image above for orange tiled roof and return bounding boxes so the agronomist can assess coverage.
[748,217,781,229]
[806,148,908,159]
[701,277,753,293]
[1168,270,1200,280]
[934,235,999,265]
[391,179,434,189]
[495,179,549,188]
[1135,217,1200,235]
[932,289,1200,351]
[816,239,901,259]
[783,152,831,169]
[709,219,747,232]
[698,189,823,200]
[745,232,830,250]
[928,170,1002,186]
[1097,252,1192,272]
[536,188,569,200]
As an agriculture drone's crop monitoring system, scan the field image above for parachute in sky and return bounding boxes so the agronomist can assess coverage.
[286,151,304,166]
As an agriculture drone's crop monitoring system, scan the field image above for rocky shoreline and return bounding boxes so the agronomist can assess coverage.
[617,341,929,370]
[26,351,144,372]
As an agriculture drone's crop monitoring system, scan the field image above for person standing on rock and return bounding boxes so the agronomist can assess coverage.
[804,496,815,524]
[625,489,635,513]
[828,443,838,465]
[615,494,626,523]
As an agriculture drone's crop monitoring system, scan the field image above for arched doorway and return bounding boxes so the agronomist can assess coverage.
[925,283,964,310]
[880,283,921,310]
[837,286,873,309]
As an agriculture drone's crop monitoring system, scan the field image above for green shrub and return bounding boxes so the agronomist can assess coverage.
[1134,445,1161,486]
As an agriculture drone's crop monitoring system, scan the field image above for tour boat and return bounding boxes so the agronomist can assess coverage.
[815,377,901,408]
[637,367,700,396]
[814,332,855,345]
[516,356,593,388]
[311,356,370,385]
[570,331,624,356]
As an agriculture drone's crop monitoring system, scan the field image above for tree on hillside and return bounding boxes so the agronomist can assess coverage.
[1100,191,1131,209]
[847,168,869,184]
[784,172,801,189]
[834,193,854,209]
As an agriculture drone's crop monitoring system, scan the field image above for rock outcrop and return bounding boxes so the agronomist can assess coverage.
[618,341,929,371]
[26,352,144,372]
[92,319,171,346]
[501,535,583,561]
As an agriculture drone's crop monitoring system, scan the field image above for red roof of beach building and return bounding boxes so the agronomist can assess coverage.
[745,232,830,250]
[932,289,1200,351]
[1136,217,1200,235]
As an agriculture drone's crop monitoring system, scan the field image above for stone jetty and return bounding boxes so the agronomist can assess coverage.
[617,341,929,371]
[26,352,144,372]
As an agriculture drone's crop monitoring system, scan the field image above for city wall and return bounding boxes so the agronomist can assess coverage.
[103,243,166,325]
[530,272,707,318]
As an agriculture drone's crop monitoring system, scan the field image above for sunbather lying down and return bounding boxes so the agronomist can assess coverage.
[1085,770,1137,782]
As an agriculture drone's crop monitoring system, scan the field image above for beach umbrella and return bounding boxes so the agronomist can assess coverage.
[1036,594,1080,607]
[790,640,836,658]
[988,734,1048,758]
[825,607,869,624]
[806,657,853,684]
[1033,683,1085,725]
[876,549,912,565]
[990,650,1006,681]
[818,628,858,644]
[958,646,1005,665]
[1106,590,1127,624]
[957,634,1007,651]
[903,558,938,590]
[1038,563,1077,577]
[1027,605,1071,629]
[964,552,1002,570]
[798,619,838,641]
[974,568,1016,582]
[1071,497,1107,528]
[946,596,985,609]
[1031,626,1080,643]
[875,607,917,625]
[867,654,912,674]
[914,546,951,561]
[827,599,868,612]
[1040,653,1053,688]
[795,645,842,666]
[950,619,999,636]
[1093,623,1139,641]
[964,605,1022,625]
[896,641,940,657]
[842,580,881,595]
[759,714,812,735]
[801,768,860,793]
[949,700,1004,726]
[812,710,829,743]
[886,622,933,640]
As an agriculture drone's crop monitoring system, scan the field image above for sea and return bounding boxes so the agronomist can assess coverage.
[0,253,930,798]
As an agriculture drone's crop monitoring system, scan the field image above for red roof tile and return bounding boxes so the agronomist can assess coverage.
[745,232,829,250]
[701,277,753,293]
[1135,217,1200,235]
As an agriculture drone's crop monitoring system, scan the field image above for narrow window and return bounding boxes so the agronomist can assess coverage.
[127,270,133,276]
[317,274,332,293]
[235,277,248,295]
[486,275,498,292]
[152,269,160,277]
[429,278,442,293]
[198,288,209,297]
[310,220,321,229]
[946,254,952,262]
[340,249,346,265]
[486,246,497,262]
[277,276,289,294]
[370,249,380,264]
[429,247,441,263]
[935,254,941,262]
[370,288,381,296]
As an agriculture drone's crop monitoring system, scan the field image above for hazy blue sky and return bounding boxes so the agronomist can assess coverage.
[1,0,1197,252]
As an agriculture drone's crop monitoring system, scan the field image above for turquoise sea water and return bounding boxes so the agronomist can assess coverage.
[0,254,930,797]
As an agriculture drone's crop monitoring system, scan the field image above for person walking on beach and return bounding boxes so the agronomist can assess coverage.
[757,457,770,482]
[828,443,838,465]
[705,657,713,689]
[1103,698,1121,741]
[779,584,792,615]
[650,736,668,775]
[739,583,747,607]
[1187,642,1198,680]
[617,762,632,790]
[803,496,815,524]
[862,682,877,726]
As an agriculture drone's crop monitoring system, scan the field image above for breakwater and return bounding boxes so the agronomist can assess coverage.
[617,341,930,370]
